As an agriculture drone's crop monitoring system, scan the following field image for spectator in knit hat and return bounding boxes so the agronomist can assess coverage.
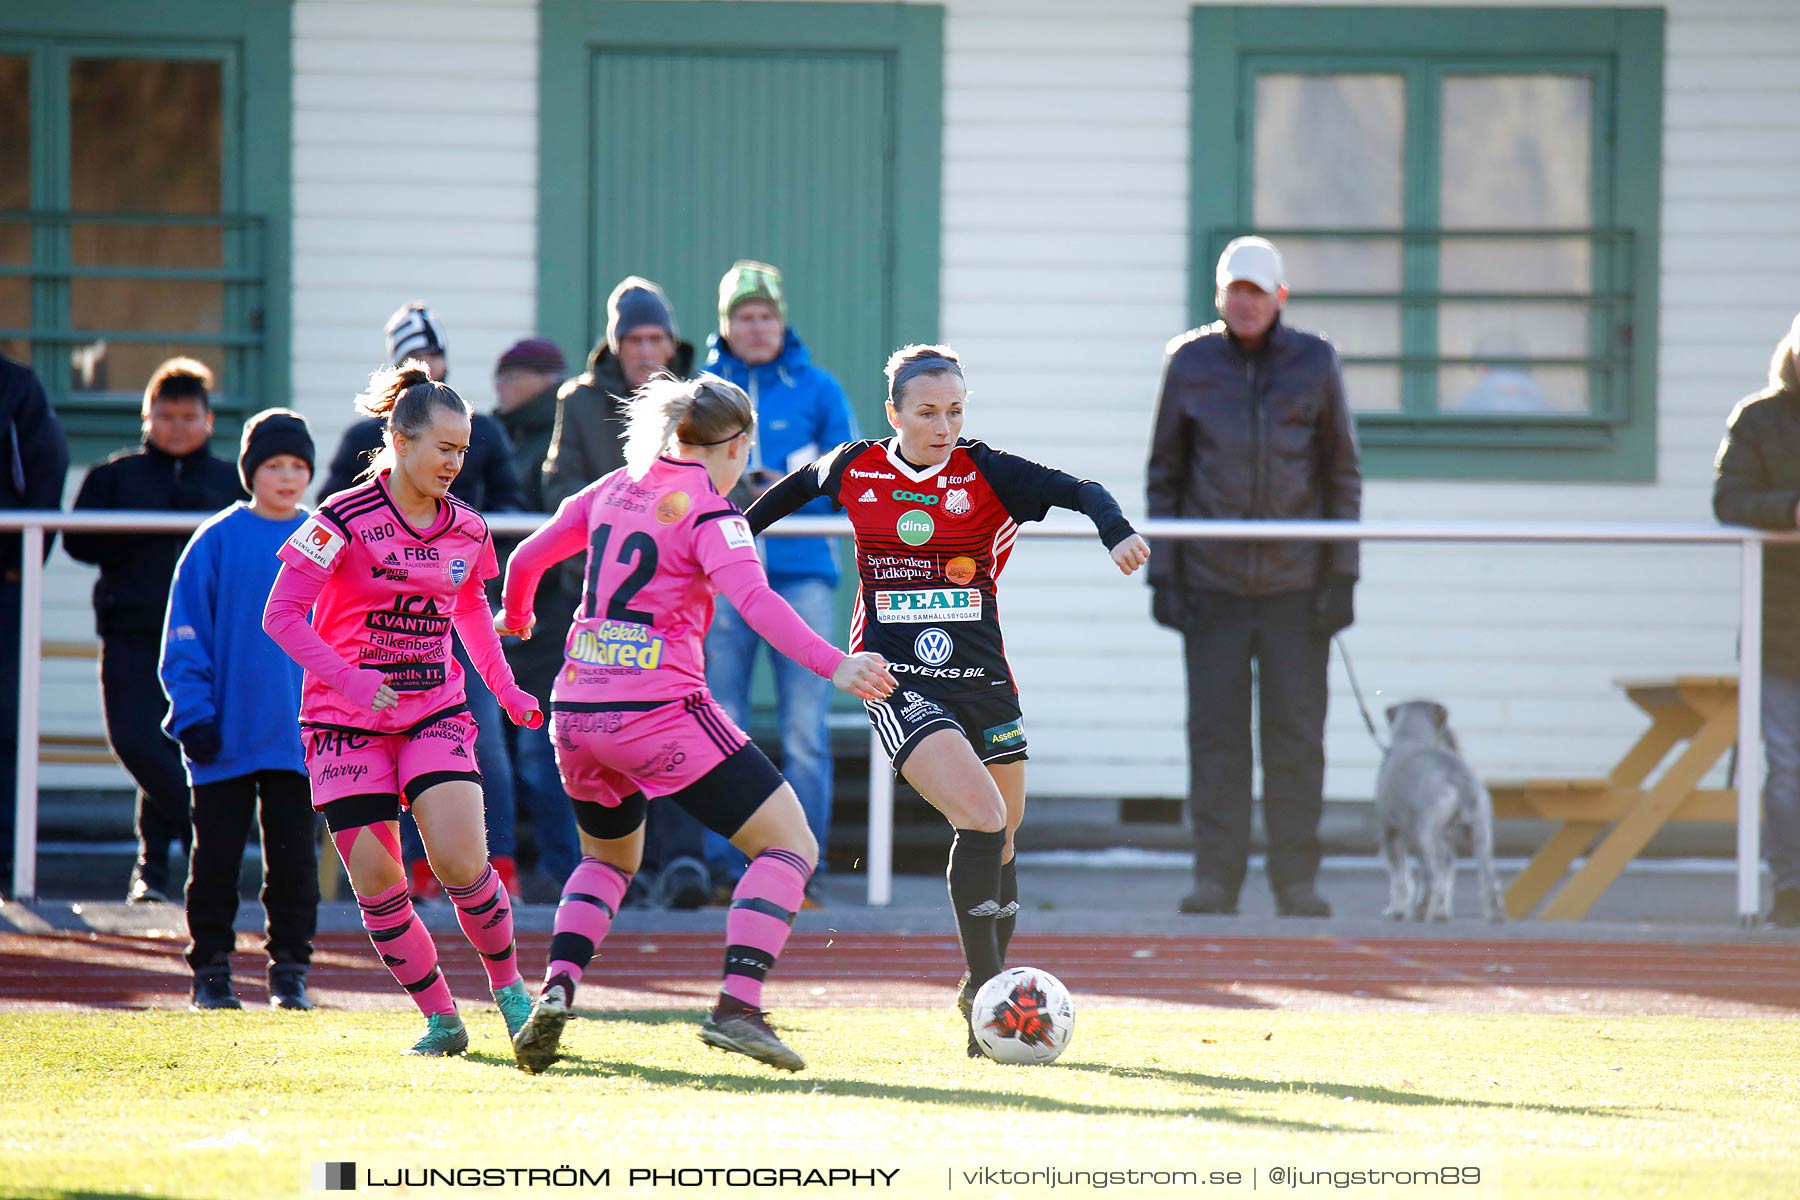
[541,277,695,509]
[701,260,858,906]
[316,303,526,512]
[160,408,319,1011]
[541,277,710,908]
[491,336,581,894]
[315,303,529,901]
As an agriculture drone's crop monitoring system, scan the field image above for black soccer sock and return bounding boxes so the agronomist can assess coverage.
[946,828,1006,990]
[996,855,1019,965]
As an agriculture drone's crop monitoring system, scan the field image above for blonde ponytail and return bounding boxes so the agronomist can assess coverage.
[620,372,754,479]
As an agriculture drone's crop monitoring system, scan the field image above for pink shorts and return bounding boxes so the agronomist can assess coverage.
[549,693,748,807]
[302,708,483,809]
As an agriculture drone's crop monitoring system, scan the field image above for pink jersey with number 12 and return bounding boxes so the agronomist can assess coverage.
[504,456,840,707]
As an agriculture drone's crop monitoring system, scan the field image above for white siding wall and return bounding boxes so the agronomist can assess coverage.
[37,0,1800,808]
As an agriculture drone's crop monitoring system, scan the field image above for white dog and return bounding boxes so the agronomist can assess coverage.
[1374,701,1505,922]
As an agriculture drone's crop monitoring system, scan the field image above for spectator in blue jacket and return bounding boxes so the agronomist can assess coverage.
[315,303,526,902]
[702,261,858,901]
[160,409,319,1011]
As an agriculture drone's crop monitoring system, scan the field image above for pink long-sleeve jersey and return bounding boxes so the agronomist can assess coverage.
[267,472,512,732]
[503,456,844,705]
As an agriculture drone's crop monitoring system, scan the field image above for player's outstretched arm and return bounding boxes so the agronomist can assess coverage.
[709,555,893,700]
[498,493,592,635]
[742,463,826,536]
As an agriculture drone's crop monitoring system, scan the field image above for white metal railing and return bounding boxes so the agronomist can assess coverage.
[5,511,1794,926]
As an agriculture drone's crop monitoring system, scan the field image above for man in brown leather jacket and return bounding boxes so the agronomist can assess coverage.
[1145,237,1362,918]
[1713,312,1800,928]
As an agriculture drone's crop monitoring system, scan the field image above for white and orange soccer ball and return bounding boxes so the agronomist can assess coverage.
[971,967,1075,1065]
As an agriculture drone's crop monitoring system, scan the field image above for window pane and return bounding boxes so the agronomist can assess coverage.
[68,58,224,397]
[1254,74,1404,413]
[1438,75,1594,412]
[1437,301,1589,413]
[1255,74,1404,227]
[0,55,28,366]
[1440,74,1592,230]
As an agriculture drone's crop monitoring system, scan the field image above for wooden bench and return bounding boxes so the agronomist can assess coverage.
[1489,675,1738,921]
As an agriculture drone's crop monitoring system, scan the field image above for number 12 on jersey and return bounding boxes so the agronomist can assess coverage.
[584,522,658,624]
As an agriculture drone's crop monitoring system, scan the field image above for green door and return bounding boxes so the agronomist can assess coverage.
[540,2,943,720]
[540,0,943,434]
[591,49,891,429]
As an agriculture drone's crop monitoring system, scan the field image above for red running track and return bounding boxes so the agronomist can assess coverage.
[2,932,1798,1017]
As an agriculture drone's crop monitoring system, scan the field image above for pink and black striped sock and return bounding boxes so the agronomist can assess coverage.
[357,880,456,1017]
[545,857,633,1000]
[443,863,521,990]
[720,847,811,1009]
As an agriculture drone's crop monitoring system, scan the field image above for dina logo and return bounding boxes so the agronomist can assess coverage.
[896,509,935,547]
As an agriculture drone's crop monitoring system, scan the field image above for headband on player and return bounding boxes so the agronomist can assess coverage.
[686,424,752,447]
[890,355,964,398]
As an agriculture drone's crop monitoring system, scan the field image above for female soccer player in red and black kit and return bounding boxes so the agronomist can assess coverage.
[746,344,1151,1055]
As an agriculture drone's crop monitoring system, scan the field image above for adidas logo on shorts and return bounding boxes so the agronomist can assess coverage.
[857,488,878,503]
[965,900,1002,918]
[450,745,468,758]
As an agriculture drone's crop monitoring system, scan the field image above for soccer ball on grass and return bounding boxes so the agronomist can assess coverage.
[970,966,1074,1064]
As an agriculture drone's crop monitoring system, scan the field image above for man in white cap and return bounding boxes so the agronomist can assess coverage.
[1713,312,1800,928]
[1144,236,1362,918]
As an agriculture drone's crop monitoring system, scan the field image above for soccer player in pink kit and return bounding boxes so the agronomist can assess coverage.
[263,362,543,1056]
[497,374,894,1074]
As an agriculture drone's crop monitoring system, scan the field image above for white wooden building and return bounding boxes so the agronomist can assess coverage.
[13,0,1791,816]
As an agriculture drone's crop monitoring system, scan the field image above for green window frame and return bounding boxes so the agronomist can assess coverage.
[537,0,943,382]
[1192,7,1664,482]
[0,1,291,460]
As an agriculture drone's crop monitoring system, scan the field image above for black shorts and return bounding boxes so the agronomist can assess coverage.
[864,686,1027,774]
[570,741,784,842]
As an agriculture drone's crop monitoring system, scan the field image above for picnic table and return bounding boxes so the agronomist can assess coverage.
[1489,675,1738,921]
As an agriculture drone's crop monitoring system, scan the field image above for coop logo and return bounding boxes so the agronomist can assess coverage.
[874,588,982,624]
[896,509,935,547]
[566,619,665,670]
[913,627,954,666]
[892,490,939,505]
[312,1162,356,1191]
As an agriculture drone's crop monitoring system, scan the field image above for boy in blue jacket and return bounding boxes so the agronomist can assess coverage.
[702,261,859,901]
[160,410,320,1010]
